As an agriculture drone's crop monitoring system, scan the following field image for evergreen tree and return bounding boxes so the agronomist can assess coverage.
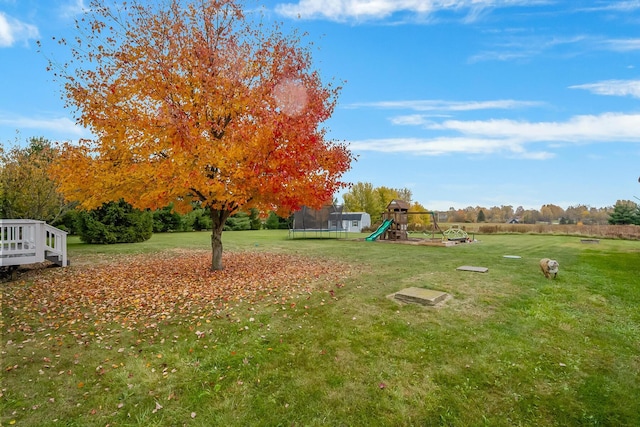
[76,200,153,244]
[152,206,182,232]
[608,201,639,225]
[265,212,291,229]
[249,208,262,230]
[224,211,251,231]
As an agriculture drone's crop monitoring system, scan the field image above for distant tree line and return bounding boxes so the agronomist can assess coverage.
[445,201,640,226]
[342,182,638,227]
[444,204,616,225]
[1,141,638,240]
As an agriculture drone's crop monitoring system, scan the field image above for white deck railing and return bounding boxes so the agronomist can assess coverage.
[0,219,68,268]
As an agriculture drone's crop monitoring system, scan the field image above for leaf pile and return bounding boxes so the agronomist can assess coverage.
[4,251,351,335]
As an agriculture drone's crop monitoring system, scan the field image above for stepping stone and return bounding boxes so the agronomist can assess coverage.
[394,287,449,306]
[456,265,489,273]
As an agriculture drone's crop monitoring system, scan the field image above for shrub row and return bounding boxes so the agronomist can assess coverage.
[54,202,293,243]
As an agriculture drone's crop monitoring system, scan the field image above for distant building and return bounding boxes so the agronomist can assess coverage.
[507,218,520,224]
[329,212,371,232]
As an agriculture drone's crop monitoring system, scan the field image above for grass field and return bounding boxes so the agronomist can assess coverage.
[2,231,640,426]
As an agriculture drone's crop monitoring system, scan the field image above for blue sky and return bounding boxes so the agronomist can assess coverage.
[1,0,640,211]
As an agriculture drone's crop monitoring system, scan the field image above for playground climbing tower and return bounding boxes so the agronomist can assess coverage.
[382,199,409,240]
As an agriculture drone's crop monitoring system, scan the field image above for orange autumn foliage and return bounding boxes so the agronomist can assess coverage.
[48,0,353,269]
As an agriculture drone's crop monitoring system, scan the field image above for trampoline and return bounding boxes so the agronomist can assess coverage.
[288,204,348,239]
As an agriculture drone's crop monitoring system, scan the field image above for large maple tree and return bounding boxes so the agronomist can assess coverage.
[48,0,353,270]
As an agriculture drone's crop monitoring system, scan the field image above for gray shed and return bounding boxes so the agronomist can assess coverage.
[329,212,371,232]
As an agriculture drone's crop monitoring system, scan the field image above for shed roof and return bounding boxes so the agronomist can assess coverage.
[329,212,368,221]
[386,199,410,211]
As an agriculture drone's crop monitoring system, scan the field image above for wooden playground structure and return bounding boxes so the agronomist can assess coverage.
[365,199,473,246]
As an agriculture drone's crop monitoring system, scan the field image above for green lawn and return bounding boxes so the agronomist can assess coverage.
[2,231,639,426]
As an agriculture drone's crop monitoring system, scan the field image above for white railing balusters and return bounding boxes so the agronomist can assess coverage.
[0,219,68,268]
[44,223,68,267]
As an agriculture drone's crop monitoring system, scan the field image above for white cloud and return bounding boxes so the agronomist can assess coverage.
[468,50,530,62]
[348,136,512,155]
[390,114,434,126]
[569,79,640,98]
[0,12,39,47]
[432,113,640,143]
[347,112,640,158]
[274,0,546,22]
[469,35,587,63]
[517,150,555,160]
[0,114,89,138]
[347,135,555,159]
[275,0,432,21]
[580,1,640,12]
[601,38,640,52]
[347,99,542,111]
[59,0,89,19]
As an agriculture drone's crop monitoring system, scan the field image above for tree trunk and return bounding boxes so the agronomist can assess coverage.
[210,225,224,271]
[209,207,232,271]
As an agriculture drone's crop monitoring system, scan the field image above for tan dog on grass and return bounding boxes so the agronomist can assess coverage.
[540,258,559,279]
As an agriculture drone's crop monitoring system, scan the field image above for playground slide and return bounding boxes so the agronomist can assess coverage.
[365,219,393,241]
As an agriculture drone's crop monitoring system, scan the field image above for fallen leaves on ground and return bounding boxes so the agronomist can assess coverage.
[4,250,352,336]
